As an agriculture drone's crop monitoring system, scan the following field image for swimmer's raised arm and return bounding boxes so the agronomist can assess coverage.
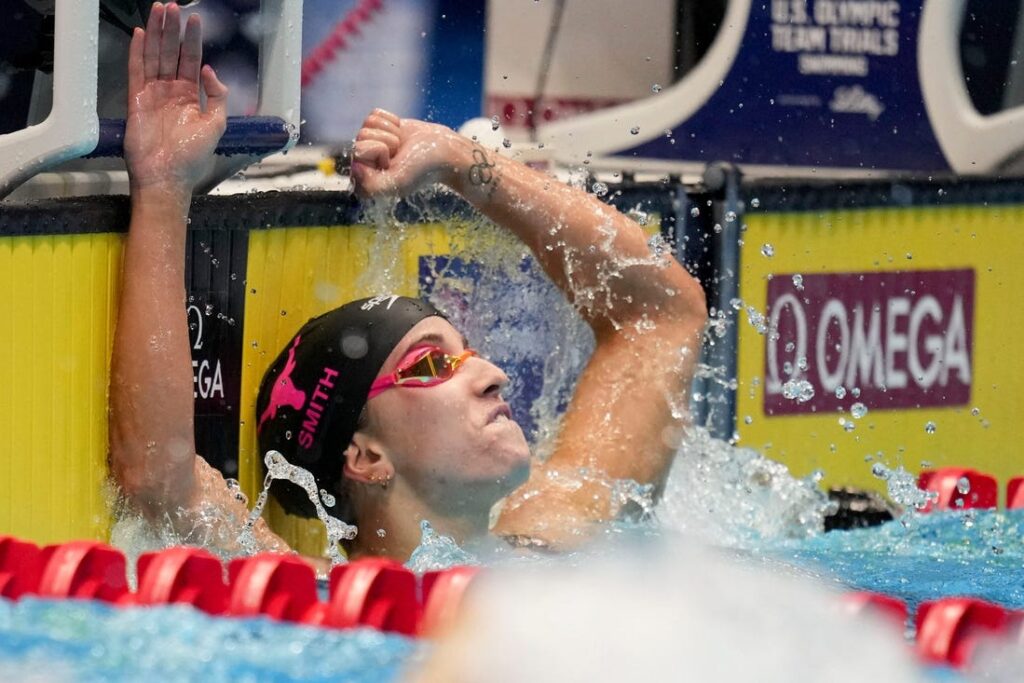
[110,3,287,555]
[352,113,707,548]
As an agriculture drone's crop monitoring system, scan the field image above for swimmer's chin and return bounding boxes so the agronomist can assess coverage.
[499,458,531,493]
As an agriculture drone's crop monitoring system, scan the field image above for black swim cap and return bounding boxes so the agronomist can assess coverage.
[255,295,444,518]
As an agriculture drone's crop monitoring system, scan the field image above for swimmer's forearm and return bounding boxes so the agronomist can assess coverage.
[110,186,197,506]
[441,136,705,334]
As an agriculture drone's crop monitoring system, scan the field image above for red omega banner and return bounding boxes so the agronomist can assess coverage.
[763,269,975,416]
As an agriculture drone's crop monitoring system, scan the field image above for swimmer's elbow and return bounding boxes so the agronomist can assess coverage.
[647,271,708,336]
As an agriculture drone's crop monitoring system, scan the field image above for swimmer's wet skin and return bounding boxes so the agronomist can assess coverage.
[108,3,707,568]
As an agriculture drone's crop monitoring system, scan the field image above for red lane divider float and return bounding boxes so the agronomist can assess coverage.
[420,566,480,636]
[842,591,909,627]
[918,468,998,512]
[329,558,418,634]
[136,546,228,615]
[1007,477,1024,509]
[36,541,130,604]
[916,597,1022,668]
[0,537,43,599]
[842,593,1024,670]
[0,535,476,637]
[228,553,322,624]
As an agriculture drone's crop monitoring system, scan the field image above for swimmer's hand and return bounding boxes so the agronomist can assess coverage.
[350,110,458,197]
[124,2,228,194]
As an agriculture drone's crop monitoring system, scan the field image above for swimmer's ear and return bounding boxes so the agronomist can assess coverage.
[342,433,393,485]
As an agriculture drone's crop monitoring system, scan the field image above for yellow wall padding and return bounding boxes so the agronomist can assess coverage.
[0,233,122,544]
[238,223,465,556]
[737,205,1024,499]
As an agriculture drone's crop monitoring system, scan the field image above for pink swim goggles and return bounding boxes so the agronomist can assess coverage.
[367,345,477,400]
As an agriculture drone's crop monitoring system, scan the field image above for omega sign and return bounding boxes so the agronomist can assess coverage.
[764,269,974,415]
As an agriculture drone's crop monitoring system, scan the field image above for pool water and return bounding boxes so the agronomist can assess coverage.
[776,509,1024,611]
[0,597,423,683]
[6,511,1021,682]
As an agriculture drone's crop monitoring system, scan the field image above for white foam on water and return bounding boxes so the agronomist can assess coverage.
[408,537,926,683]
[967,636,1024,681]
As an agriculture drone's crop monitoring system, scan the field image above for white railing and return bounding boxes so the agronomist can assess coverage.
[0,0,100,200]
[0,0,304,201]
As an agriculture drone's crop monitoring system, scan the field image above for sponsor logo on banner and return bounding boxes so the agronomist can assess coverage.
[764,269,974,415]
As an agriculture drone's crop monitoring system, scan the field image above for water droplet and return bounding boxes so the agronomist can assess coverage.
[490,115,500,131]
[281,310,288,316]
[502,138,512,148]
[204,304,214,316]
[591,181,608,197]
[785,341,795,352]
[750,197,761,208]
[319,489,336,507]
[761,243,775,257]
[725,210,737,222]
[835,386,847,399]
[925,421,937,434]
[690,206,700,218]
[782,379,815,403]
[850,402,868,419]
[871,462,889,479]
[744,415,753,424]
[971,407,980,416]
[792,274,804,290]
[630,126,640,135]
[713,223,723,234]
[851,387,861,398]
[956,476,971,494]
[225,478,247,504]
[651,83,662,93]
[377,528,387,538]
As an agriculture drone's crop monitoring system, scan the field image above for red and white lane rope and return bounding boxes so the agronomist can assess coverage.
[301,0,385,89]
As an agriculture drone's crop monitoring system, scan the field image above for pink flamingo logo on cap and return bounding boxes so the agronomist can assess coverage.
[257,336,307,432]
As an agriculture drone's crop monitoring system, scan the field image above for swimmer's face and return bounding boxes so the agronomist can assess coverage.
[363,317,530,508]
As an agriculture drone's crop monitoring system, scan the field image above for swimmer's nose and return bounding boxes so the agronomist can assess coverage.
[469,355,509,398]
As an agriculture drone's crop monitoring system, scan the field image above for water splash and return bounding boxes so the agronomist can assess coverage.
[353,200,410,298]
[238,451,357,565]
[657,426,834,546]
[869,462,936,510]
[406,521,479,573]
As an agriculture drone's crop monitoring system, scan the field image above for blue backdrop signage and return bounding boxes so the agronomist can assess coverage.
[624,0,950,172]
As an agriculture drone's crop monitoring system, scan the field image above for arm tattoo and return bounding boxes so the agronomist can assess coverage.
[467,143,500,198]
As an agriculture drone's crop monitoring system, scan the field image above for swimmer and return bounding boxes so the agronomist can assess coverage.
[109,3,707,567]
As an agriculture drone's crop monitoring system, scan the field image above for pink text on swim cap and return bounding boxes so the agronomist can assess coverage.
[298,366,340,449]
